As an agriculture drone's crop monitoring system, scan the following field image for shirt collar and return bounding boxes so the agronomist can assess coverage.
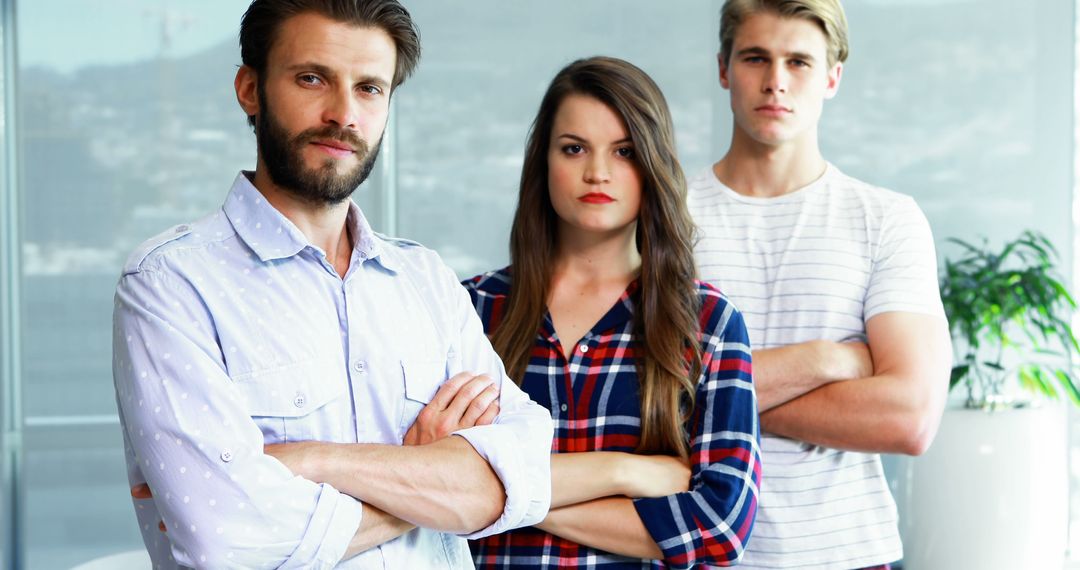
[348,202,400,273]
[222,171,399,273]
[540,278,639,344]
[595,278,638,331]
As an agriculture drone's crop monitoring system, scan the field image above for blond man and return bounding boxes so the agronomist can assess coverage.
[689,1,952,568]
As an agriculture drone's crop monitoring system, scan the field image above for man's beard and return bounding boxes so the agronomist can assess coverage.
[256,86,382,205]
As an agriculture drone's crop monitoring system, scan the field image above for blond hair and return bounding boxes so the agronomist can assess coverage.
[719,0,849,67]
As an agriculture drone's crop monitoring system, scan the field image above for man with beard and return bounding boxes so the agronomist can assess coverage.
[111,1,553,568]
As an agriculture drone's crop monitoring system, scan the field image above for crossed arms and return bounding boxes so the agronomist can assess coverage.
[519,294,760,567]
[259,372,510,557]
[113,264,553,568]
[754,311,952,455]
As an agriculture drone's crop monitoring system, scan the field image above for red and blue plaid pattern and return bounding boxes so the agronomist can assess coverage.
[464,268,760,569]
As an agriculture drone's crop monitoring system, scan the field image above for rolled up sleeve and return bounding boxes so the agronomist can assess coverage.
[452,384,553,538]
[113,267,361,569]
[439,265,553,538]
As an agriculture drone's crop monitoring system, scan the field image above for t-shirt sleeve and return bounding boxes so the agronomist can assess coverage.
[865,195,945,321]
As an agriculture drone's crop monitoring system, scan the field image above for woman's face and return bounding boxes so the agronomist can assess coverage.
[547,94,643,240]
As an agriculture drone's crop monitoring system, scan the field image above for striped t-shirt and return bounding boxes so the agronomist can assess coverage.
[688,163,944,569]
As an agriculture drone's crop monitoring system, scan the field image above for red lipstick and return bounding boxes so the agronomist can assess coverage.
[579,192,615,204]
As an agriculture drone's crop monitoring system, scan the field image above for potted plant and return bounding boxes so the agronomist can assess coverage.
[940,230,1079,409]
[898,230,1076,569]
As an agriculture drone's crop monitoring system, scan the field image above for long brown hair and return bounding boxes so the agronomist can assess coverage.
[492,57,702,458]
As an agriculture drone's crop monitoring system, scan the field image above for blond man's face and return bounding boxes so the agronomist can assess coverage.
[720,12,842,149]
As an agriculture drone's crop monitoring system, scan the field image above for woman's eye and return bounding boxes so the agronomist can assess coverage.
[563,144,584,155]
[616,147,635,158]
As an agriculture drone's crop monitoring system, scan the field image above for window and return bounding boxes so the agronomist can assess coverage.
[3,1,726,566]
[0,0,1075,567]
[394,1,723,278]
[15,2,255,566]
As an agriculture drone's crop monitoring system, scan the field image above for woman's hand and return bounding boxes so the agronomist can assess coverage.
[617,454,691,498]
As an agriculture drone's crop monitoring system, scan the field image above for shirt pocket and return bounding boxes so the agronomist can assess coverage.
[398,358,448,433]
[232,357,348,444]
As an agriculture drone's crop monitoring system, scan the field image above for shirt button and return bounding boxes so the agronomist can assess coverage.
[293,393,306,408]
[352,360,367,373]
[579,345,589,353]
[220,449,233,462]
[175,224,189,233]
[560,404,568,412]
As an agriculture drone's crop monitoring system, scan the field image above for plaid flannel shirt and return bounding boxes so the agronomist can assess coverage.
[464,267,760,569]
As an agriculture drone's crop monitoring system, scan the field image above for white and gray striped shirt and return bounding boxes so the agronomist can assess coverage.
[689,164,944,569]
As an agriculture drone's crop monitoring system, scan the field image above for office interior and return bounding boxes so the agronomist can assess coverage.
[0,1,1074,568]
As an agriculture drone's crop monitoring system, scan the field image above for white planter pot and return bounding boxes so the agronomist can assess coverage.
[895,405,1068,569]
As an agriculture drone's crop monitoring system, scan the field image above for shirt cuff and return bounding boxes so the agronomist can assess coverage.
[451,425,551,539]
[632,494,691,566]
[288,483,363,569]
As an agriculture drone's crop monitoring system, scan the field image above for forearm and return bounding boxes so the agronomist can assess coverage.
[343,504,415,558]
[536,497,662,560]
[316,436,504,533]
[550,452,627,508]
[753,340,868,411]
[762,314,951,455]
[762,372,934,453]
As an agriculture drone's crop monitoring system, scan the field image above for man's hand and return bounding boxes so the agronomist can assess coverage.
[754,339,874,411]
[761,312,952,454]
[131,484,168,533]
[131,483,153,499]
[617,454,691,498]
[403,371,500,446]
[833,340,873,381]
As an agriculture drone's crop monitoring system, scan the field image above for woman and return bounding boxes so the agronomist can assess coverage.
[464,57,760,568]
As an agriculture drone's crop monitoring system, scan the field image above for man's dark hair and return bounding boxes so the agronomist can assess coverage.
[239,0,421,127]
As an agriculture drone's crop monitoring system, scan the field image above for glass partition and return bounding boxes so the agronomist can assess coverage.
[2,0,1077,567]
[16,1,254,566]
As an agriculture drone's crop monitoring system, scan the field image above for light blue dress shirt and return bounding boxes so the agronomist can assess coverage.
[112,172,553,569]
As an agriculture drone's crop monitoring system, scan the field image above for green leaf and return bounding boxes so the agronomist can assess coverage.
[1054,369,1080,406]
[1031,368,1059,400]
[950,365,969,390]
[1019,367,1038,393]
[939,230,1080,408]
